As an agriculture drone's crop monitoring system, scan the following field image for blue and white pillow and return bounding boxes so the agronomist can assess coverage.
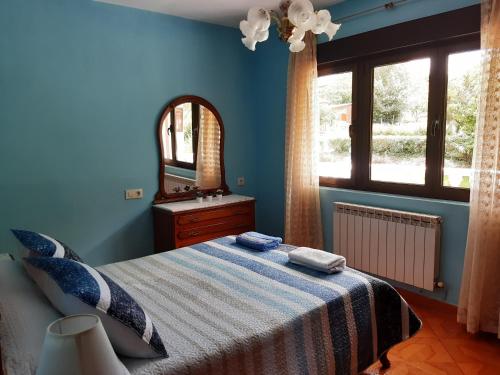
[11,229,83,262]
[23,257,167,359]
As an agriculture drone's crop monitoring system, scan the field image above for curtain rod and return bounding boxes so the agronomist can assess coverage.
[332,0,414,23]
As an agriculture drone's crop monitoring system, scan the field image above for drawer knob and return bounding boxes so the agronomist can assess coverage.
[189,231,200,237]
[189,217,200,223]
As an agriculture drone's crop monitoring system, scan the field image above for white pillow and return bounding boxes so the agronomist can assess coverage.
[23,257,168,359]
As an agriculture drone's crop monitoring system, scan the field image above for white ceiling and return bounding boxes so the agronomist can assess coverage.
[96,0,344,28]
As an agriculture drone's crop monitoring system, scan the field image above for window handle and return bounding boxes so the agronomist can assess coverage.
[348,124,354,139]
[431,119,440,136]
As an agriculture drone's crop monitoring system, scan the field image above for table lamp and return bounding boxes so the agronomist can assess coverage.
[36,314,129,375]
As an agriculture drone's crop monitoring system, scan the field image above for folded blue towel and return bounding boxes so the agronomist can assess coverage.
[236,232,283,251]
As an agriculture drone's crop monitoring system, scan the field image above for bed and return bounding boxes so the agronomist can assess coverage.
[0,235,421,375]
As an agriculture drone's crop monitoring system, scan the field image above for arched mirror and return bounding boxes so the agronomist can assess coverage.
[154,95,229,203]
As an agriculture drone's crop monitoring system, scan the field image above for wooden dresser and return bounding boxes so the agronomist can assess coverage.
[153,195,255,252]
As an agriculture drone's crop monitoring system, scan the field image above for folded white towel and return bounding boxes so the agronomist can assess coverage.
[289,258,345,274]
[288,247,346,273]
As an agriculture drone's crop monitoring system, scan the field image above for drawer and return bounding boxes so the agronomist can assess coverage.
[177,225,254,248]
[176,204,252,226]
[177,215,252,241]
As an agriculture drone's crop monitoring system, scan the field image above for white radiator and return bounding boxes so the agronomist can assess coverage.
[333,202,442,291]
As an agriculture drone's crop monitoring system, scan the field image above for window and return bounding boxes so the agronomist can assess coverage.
[318,30,480,201]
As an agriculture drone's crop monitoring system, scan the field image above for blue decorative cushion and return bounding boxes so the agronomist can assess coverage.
[23,257,167,359]
[11,229,83,262]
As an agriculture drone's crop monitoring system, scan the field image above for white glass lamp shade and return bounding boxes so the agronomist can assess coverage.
[289,40,306,52]
[288,26,306,44]
[247,7,271,31]
[37,314,129,375]
[240,20,256,38]
[242,37,257,51]
[287,0,315,28]
[325,22,341,40]
[311,9,331,34]
[240,8,271,50]
[255,29,269,42]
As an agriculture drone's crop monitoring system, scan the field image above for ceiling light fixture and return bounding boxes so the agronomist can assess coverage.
[239,0,341,53]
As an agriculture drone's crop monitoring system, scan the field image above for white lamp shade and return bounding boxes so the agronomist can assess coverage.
[247,7,271,31]
[255,29,269,42]
[242,37,257,51]
[239,20,256,38]
[311,9,331,34]
[37,314,129,375]
[288,26,306,44]
[287,0,315,28]
[289,40,306,53]
[325,22,341,40]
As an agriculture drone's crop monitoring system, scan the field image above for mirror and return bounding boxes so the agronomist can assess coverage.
[154,95,229,203]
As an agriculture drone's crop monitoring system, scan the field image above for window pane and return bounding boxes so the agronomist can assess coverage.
[443,50,481,189]
[371,58,430,184]
[175,103,194,163]
[318,72,353,179]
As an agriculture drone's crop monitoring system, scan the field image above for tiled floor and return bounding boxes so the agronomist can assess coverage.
[363,289,500,374]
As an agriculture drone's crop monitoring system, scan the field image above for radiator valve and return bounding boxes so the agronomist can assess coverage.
[434,281,445,288]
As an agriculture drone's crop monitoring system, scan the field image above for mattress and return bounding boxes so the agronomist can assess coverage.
[0,236,421,375]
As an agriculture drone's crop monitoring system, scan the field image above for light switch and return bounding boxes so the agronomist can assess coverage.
[237,177,245,186]
[125,188,143,200]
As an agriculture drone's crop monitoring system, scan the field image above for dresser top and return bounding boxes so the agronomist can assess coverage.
[154,194,255,213]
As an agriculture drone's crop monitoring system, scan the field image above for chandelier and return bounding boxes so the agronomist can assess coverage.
[239,0,341,53]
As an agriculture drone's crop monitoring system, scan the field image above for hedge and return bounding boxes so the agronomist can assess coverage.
[321,135,473,167]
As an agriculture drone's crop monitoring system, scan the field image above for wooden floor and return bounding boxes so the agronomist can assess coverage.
[363,289,500,374]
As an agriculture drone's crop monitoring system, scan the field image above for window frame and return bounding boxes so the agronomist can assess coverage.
[164,103,200,171]
[318,33,480,202]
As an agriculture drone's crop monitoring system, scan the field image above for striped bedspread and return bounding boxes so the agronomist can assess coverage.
[98,236,421,375]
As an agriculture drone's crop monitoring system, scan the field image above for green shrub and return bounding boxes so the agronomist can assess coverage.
[444,134,474,167]
[323,134,473,167]
[328,138,350,154]
[372,136,427,158]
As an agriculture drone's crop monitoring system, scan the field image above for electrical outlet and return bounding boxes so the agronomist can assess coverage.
[237,177,245,187]
[125,188,143,200]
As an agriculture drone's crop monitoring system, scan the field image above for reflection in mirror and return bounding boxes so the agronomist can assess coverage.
[197,106,221,189]
[156,96,228,202]
[164,165,196,194]
[175,103,194,164]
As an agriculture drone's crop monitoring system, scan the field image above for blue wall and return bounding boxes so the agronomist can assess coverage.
[165,166,196,180]
[251,0,478,305]
[0,0,258,265]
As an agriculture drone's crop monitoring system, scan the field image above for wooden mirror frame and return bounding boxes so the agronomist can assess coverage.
[154,95,230,203]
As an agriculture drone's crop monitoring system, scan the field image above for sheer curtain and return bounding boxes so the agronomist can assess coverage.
[458,0,500,337]
[284,32,324,249]
[195,107,221,189]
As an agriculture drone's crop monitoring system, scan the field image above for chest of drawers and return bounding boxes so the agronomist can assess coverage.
[153,195,255,252]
